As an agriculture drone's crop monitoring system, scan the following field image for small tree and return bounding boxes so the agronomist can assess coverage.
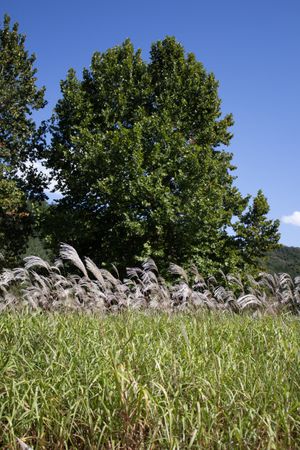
[233,190,280,272]
[46,37,279,274]
[0,14,46,267]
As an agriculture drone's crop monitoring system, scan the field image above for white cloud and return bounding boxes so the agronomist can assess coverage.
[281,211,300,227]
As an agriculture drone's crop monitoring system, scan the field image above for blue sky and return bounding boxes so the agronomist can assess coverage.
[1,0,299,246]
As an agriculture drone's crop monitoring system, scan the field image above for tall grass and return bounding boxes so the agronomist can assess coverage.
[0,244,300,315]
[0,312,299,448]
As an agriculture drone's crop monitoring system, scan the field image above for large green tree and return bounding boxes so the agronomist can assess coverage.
[0,15,46,267]
[46,37,279,274]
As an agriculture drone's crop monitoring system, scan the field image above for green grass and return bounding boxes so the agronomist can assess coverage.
[0,312,300,449]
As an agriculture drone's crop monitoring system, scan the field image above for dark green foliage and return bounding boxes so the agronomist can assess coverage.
[21,201,54,263]
[266,245,300,278]
[22,235,52,262]
[45,37,279,274]
[233,190,281,272]
[0,15,46,267]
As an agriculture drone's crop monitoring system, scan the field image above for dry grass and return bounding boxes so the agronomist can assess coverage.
[0,244,299,315]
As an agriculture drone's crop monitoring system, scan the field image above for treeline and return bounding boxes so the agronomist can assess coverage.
[267,246,300,278]
[0,14,280,276]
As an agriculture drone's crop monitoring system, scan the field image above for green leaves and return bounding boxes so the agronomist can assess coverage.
[233,190,280,272]
[0,15,45,162]
[0,15,46,267]
[45,36,279,274]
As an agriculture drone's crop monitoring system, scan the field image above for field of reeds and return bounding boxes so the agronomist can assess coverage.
[0,244,300,315]
[0,312,300,449]
[1,244,300,449]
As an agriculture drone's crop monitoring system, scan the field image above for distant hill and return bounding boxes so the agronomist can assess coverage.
[266,246,300,278]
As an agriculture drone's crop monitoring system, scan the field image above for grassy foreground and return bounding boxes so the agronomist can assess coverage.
[0,313,300,449]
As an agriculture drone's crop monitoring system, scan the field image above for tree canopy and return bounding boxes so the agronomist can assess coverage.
[44,37,279,274]
[0,14,46,267]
